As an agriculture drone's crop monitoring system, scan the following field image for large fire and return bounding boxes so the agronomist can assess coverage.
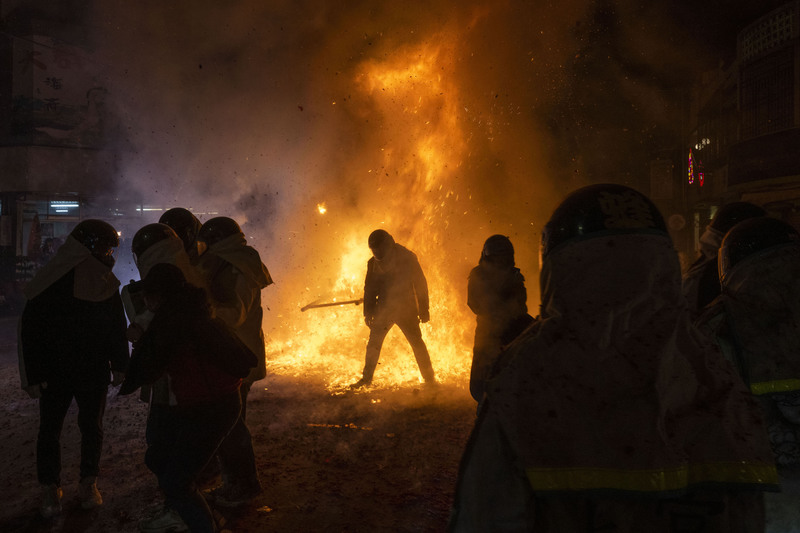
[264,34,477,392]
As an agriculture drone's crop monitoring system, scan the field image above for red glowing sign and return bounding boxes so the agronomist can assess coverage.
[687,149,705,187]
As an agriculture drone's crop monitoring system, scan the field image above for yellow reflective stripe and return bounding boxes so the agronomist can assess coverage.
[525,462,778,492]
[750,379,800,395]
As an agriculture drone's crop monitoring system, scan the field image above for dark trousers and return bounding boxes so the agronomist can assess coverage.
[37,386,107,486]
[146,391,241,533]
[216,382,261,490]
[363,314,435,382]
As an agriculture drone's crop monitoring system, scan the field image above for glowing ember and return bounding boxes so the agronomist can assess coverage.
[317,203,327,215]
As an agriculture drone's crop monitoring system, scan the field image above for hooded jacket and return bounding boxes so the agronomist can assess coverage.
[197,233,272,384]
[364,243,428,320]
[450,232,777,531]
[697,243,800,470]
[19,236,129,390]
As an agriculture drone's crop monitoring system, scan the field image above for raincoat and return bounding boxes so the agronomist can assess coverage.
[19,235,129,390]
[696,243,800,528]
[127,234,206,405]
[450,233,778,532]
[197,233,273,384]
[682,224,725,316]
[467,262,531,402]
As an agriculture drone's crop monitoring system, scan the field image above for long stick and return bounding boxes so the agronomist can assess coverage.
[300,298,364,312]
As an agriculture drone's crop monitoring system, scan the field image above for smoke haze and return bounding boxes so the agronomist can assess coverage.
[70,0,771,385]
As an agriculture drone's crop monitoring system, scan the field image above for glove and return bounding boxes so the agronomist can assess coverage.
[25,382,46,399]
[365,316,374,329]
[419,310,430,323]
[126,323,145,343]
[111,371,126,387]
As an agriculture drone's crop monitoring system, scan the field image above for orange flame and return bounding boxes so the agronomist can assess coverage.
[265,33,475,393]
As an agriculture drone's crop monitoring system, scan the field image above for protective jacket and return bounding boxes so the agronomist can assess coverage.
[697,243,800,470]
[450,233,777,532]
[19,236,129,390]
[197,233,272,384]
[364,243,428,321]
[682,224,725,315]
[467,262,531,401]
[127,234,207,404]
[120,283,246,406]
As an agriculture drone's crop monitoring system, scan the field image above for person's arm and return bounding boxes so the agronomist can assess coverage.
[19,296,50,392]
[108,293,130,385]
[214,271,254,328]
[411,253,430,322]
[363,261,378,327]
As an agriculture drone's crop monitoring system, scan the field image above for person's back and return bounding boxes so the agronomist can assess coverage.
[697,216,800,531]
[682,201,765,316]
[467,234,531,403]
[450,184,777,532]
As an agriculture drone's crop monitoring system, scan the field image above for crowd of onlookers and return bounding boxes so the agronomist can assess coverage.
[15,184,800,532]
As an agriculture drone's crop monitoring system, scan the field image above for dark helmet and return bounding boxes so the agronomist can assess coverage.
[541,183,667,260]
[368,229,395,260]
[198,217,243,247]
[132,223,179,260]
[718,217,800,284]
[709,202,766,234]
[481,234,514,267]
[70,219,119,267]
[159,208,202,253]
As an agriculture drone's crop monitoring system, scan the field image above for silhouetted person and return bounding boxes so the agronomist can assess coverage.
[682,201,765,316]
[121,263,254,533]
[450,184,777,532]
[697,216,800,529]
[351,229,436,388]
[467,234,532,403]
[123,222,208,531]
[196,216,272,507]
[18,220,129,518]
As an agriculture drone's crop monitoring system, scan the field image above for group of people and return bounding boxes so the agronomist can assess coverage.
[18,208,272,532]
[450,185,800,532]
[15,182,800,532]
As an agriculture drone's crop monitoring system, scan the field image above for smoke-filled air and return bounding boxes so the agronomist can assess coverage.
[84,0,714,390]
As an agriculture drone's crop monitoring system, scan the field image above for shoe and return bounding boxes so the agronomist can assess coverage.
[79,477,103,509]
[349,377,372,389]
[202,483,230,504]
[40,484,63,519]
[138,507,188,533]
[214,483,262,508]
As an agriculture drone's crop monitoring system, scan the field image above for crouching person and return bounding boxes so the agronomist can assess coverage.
[121,263,257,533]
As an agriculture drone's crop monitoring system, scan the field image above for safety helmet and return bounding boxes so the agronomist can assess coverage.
[481,234,514,267]
[70,219,119,267]
[541,183,667,260]
[709,202,766,234]
[159,207,202,253]
[368,229,395,260]
[198,217,243,247]
[132,223,179,261]
[718,217,800,284]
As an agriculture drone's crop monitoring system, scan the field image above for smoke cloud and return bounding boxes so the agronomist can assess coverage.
[76,0,753,386]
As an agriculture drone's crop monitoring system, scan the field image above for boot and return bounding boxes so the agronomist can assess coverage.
[40,484,63,519]
[79,476,103,509]
[138,506,189,532]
